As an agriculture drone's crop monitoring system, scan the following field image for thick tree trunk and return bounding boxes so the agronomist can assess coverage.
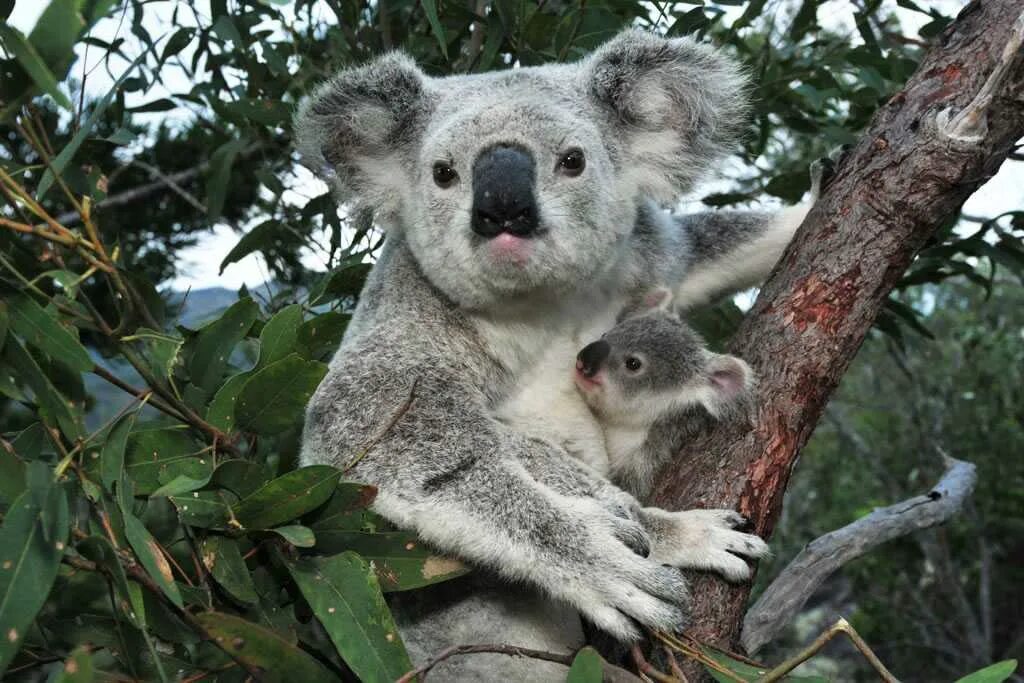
[648,0,1024,673]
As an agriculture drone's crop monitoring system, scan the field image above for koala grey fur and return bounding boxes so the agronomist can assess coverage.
[296,28,807,680]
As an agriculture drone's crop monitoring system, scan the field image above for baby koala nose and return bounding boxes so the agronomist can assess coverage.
[576,340,610,378]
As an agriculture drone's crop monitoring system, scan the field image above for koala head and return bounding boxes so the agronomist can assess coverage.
[574,287,752,426]
[294,30,748,311]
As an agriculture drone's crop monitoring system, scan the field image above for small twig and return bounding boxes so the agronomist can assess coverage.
[395,643,574,683]
[760,618,899,683]
[91,366,188,424]
[345,377,420,472]
[631,644,679,683]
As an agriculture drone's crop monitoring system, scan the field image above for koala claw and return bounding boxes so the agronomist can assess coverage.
[641,508,770,582]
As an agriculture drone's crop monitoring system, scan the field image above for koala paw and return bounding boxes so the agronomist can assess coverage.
[809,144,853,200]
[558,502,689,641]
[641,508,769,582]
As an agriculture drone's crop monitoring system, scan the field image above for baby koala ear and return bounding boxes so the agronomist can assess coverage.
[582,29,749,201]
[293,52,432,215]
[699,353,754,418]
[641,286,674,313]
[617,285,676,322]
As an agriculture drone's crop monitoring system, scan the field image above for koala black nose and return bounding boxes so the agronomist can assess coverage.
[472,145,539,239]
[576,340,610,378]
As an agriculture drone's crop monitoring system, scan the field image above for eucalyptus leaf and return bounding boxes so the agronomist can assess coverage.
[0,481,69,678]
[286,552,411,683]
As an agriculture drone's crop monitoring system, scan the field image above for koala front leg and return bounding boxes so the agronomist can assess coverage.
[639,508,769,582]
[304,357,691,642]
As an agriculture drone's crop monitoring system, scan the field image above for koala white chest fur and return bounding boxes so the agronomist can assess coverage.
[296,27,800,681]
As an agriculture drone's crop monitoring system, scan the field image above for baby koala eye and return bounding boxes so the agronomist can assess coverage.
[556,148,585,177]
[432,162,458,188]
[625,356,643,372]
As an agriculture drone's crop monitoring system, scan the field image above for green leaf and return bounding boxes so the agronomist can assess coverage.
[234,353,327,435]
[124,328,183,381]
[37,49,148,199]
[566,647,603,682]
[76,535,145,629]
[259,304,303,367]
[0,448,26,505]
[206,371,250,432]
[211,15,243,45]
[233,465,340,530]
[421,0,449,59]
[122,510,183,609]
[268,525,316,547]
[8,295,92,373]
[201,536,258,605]
[313,531,469,592]
[209,459,271,498]
[0,480,69,678]
[52,645,95,682]
[954,661,1018,683]
[221,98,291,127]
[206,138,247,220]
[151,472,212,497]
[27,0,84,68]
[100,402,142,492]
[1,336,82,440]
[160,27,194,62]
[125,427,209,495]
[0,25,72,110]
[219,220,280,274]
[188,297,259,394]
[169,492,232,529]
[196,612,339,682]
[309,262,371,306]
[296,312,349,361]
[286,552,411,683]
[306,483,379,531]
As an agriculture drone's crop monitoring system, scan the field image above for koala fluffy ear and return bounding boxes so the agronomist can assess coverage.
[697,353,754,418]
[293,52,431,215]
[583,29,749,201]
[617,285,676,322]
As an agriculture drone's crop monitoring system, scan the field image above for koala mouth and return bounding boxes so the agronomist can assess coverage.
[573,365,603,390]
[485,232,537,266]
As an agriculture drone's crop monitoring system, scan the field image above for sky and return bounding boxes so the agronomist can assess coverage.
[8,0,1023,291]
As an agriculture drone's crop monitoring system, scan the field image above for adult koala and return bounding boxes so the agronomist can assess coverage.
[296,28,804,680]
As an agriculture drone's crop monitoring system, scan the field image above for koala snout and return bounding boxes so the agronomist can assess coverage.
[577,340,610,378]
[472,145,539,238]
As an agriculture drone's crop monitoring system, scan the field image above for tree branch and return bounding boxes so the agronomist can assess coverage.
[394,643,643,683]
[648,0,1024,672]
[54,143,263,226]
[741,456,977,654]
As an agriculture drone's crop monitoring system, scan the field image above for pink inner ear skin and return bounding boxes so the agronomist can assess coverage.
[710,365,745,398]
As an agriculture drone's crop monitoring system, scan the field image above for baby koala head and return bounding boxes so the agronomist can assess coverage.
[574,287,753,427]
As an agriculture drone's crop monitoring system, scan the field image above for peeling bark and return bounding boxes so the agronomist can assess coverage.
[648,0,1024,673]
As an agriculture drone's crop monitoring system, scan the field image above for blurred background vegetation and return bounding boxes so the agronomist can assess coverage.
[0,0,1021,681]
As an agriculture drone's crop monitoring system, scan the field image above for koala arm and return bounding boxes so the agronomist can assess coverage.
[302,343,689,641]
[671,204,809,310]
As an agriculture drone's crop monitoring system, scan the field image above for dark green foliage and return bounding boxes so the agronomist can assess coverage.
[1,0,1021,681]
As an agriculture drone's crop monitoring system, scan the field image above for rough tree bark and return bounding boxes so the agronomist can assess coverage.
[648,0,1024,673]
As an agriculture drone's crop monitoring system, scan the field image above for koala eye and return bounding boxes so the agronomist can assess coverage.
[556,148,585,177]
[432,162,458,188]
[625,356,643,372]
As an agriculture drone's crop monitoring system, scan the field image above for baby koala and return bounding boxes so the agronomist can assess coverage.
[573,287,754,498]
[497,286,753,499]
